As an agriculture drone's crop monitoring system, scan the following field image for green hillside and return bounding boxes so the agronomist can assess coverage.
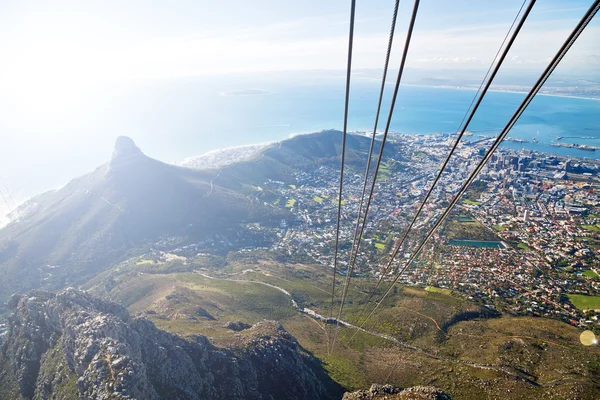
[83,249,600,399]
[0,137,281,310]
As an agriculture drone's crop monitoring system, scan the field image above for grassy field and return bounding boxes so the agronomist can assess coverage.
[462,199,481,206]
[567,294,600,310]
[285,198,296,207]
[443,216,499,242]
[517,243,532,251]
[378,167,392,181]
[83,252,600,399]
[375,159,395,182]
[583,270,599,278]
[582,224,600,233]
[313,195,324,203]
[583,269,600,278]
[425,286,452,296]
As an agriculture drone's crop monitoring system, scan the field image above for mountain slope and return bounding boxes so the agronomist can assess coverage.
[214,130,402,190]
[0,131,396,309]
[0,288,343,399]
[0,137,278,309]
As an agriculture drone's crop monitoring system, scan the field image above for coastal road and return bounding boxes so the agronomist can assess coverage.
[204,170,222,199]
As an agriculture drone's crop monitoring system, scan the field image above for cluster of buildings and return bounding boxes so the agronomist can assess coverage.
[255,133,600,328]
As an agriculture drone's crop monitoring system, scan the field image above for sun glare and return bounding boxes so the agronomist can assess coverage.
[1,40,99,115]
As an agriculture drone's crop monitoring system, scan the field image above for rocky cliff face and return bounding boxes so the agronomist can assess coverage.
[0,288,342,400]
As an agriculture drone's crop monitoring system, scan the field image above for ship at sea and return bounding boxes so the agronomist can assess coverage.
[505,137,529,143]
[551,142,597,151]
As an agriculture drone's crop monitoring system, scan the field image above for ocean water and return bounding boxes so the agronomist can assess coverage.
[116,75,600,162]
[1,72,599,209]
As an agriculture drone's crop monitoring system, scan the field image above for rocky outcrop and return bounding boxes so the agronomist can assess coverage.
[0,288,343,399]
[223,321,251,331]
[343,384,451,400]
[110,136,144,170]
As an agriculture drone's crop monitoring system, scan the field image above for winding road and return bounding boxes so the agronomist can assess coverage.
[204,170,222,199]
[196,270,598,389]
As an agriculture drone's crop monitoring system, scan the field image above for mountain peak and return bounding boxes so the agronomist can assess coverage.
[112,136,142,158]
[110,136,145,170]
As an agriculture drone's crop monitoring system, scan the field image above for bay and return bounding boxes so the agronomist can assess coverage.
[1,72,599,208]
[115,75,600,162]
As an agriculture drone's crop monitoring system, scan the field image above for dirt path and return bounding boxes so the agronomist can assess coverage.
[195,271,596,388]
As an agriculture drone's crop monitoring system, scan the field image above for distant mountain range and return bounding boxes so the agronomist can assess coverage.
[0,130,390,311]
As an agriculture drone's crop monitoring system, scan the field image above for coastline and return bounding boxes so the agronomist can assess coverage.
[400,83,600,101]
[179,142,274,169]
[177,129,600,171]
[181,141,275,159]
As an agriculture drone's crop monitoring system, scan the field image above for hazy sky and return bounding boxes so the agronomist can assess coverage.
[1,0,597,117]
[0,0,599,221]
[1,1,598,81]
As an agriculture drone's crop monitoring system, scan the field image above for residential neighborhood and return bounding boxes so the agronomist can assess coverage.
[250,133,600,328]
